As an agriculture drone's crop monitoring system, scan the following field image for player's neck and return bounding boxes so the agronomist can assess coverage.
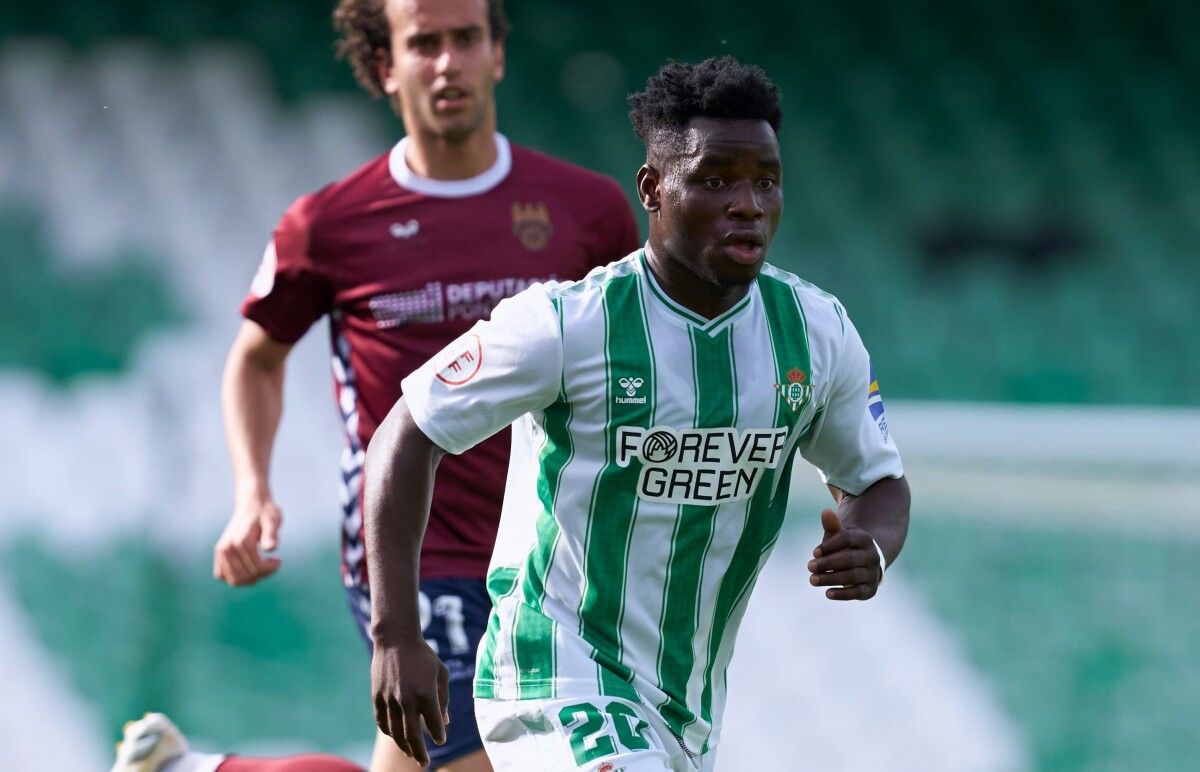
[403,128,498,181]
[645,241,751,321]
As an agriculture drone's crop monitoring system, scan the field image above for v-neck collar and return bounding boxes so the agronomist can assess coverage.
[637,249,757,337]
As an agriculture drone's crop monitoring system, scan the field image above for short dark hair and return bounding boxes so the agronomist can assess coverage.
[333,0,511,98]
[628,56,782,156]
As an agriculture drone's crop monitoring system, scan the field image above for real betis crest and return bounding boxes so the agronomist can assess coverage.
[775,367,812,412]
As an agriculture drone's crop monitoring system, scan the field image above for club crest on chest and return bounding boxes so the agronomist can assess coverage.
[775,367,812,412]
[512,201,553,251]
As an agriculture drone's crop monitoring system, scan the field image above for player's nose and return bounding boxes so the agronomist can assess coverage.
[434,43,462,76]
[727,181,765,220]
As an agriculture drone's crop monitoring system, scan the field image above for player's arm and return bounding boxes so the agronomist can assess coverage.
[365,289,562,764]
[362,396,449,767]
[808,476,910,601]
[214,320,293,586]
[800,300,908,601]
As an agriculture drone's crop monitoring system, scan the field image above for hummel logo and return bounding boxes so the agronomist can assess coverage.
[390,220,419,239]
[616,377,647,405]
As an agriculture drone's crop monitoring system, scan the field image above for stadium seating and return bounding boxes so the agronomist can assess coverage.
[2,0,1196,404]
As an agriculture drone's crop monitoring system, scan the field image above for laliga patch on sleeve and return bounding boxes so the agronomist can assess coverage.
[250,240,277,298]
[435,334,483,386]
[867,362,889,441]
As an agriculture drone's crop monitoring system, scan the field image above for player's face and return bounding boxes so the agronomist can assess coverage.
[380,0,506,143]
[648,117,783,287]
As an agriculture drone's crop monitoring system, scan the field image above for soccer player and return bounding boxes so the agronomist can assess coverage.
[362,56,911,771]
[211,0,638,771]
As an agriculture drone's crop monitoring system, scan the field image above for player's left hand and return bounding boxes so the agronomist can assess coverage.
[371,637,449,767]
[808,509,883,601]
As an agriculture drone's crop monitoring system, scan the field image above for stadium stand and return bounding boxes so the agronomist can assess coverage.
[1,0,1196,403]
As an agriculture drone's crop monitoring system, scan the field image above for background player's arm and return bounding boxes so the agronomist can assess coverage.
[214,319,293,586]
[808,476,911,600]
[362,396,449,767]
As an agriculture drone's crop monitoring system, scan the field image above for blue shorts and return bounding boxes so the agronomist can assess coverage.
[346,578,490,767]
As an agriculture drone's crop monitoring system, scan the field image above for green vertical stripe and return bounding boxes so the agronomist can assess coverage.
[698,276,811,748]
[578,272,654,695]
[514,297,572,698]
[512,604,555,697]
[475,567,520,699]
[656,327,736,736]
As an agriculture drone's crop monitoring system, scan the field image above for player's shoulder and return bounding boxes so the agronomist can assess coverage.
[508,143,626,201]
[282,150,392,231]
[757,261,848,336]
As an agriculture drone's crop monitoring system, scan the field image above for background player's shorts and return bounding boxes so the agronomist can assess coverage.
[345,578,490,767]
[475,696,716,772]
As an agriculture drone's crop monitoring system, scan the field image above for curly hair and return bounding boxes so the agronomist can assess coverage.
[333,0,511,98]
[628,56,782,156]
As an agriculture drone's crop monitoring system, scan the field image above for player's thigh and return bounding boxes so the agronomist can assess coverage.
[476,696,681,772]
[369,734,492,772]
[369,730,424,772]
[437,748,492,772]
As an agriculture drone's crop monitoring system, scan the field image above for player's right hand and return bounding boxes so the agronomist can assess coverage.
[213,495,283,586]
[372,637,449,767]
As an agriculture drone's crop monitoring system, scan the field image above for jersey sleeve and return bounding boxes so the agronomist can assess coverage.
[586,178,642,269]
[799,305,904,495]
[401,285,563,455]
[240,195,333,344]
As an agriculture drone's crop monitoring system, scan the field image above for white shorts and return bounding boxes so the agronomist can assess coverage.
[475,696,716,771]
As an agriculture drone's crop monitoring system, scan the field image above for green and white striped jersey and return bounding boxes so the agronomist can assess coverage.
[402,249,903,757]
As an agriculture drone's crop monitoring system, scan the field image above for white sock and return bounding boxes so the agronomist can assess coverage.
[162,751,227,772]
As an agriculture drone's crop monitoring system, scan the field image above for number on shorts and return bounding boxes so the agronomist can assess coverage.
[606,701,651,752]
[417,592,470,655]
[558,701,652,766]
[434,594,471,654]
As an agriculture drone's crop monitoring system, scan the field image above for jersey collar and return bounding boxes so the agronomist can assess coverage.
[388,133,512,198]
[638,248,757,337]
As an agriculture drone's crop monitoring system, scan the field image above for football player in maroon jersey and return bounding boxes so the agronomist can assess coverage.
[210,0,638,770]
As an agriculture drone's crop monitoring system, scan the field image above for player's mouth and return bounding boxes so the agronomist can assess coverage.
[433,85,471,112]
[721,230,766,265]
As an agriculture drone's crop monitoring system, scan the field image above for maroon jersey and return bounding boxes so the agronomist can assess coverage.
[241,134,640,585]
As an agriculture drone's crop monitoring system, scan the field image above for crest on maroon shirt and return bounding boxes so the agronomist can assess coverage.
[511,201,554,251]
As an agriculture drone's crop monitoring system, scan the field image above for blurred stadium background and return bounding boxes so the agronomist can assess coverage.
[1,0,1197,769]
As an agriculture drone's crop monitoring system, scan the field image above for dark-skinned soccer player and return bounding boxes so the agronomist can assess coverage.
[364,56,910,770]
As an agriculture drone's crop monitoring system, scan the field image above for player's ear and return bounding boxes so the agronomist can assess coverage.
[636,164,661,213]
[375,48,398,95]
[492,36,506,82]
